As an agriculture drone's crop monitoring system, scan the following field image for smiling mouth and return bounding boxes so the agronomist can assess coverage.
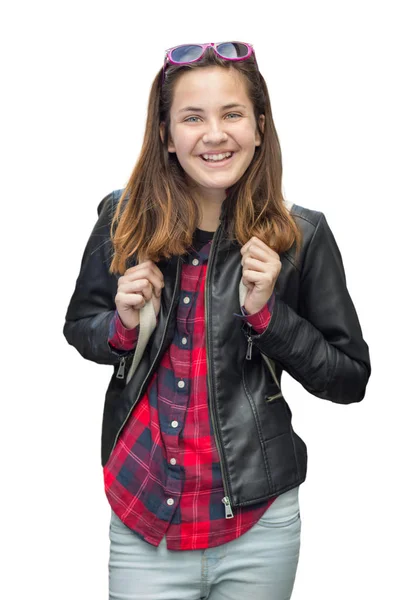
[200,152,234,162]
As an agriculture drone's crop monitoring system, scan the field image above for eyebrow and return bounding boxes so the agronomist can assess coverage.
[178,103,247,114]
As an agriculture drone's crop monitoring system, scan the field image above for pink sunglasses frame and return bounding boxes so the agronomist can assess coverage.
[162,41,256,84]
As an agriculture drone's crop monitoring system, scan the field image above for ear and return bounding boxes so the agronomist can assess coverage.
[255,114,265,147]
[159,122,176,153]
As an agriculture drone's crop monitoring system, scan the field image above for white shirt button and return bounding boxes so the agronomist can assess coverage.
[192,258,199,266]
[171,420,179,428]
[181,337,188,345]
[167,498,174,506]
[170,458,177,465]
[177,380,185,389]
[183,296,190,304]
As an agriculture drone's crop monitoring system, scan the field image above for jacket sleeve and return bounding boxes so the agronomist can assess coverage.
[250,212,371,404]
[63,191,126,365]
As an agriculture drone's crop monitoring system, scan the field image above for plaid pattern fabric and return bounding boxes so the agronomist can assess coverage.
[104,239,277,550]
[108,321,139,352]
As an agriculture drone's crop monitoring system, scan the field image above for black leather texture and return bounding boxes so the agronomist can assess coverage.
[63,190,371,507]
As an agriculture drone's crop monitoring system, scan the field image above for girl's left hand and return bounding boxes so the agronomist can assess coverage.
[240,237,282,315]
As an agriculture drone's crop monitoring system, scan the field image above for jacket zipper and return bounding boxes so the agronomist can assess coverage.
[116,356,126,379]
[246,312,283,402]
[244,322,282,393]
[205,223,234,519]
[246,322,253,360]
[108,257,183,458]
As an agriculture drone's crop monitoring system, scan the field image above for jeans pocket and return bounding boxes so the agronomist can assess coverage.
[256,490,301,529]
[257,510,301,529]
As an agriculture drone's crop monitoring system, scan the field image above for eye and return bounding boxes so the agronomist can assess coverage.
[225,113,241,120]
[184,116,201,123]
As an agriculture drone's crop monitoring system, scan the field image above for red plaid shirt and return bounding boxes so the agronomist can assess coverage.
[104,233,277,550]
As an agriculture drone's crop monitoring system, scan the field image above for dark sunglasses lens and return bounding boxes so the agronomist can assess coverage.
[216,42,249,58]
[170,45,204,63]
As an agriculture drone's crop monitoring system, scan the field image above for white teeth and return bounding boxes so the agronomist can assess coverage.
[201,152,232,162]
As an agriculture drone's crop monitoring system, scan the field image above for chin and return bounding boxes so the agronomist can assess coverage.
[185,164,244,193]
[197,170,240,187]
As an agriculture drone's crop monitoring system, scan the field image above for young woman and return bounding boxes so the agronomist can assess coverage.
[64,42,371,600]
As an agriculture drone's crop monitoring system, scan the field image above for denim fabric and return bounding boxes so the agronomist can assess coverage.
[108,486,301,600]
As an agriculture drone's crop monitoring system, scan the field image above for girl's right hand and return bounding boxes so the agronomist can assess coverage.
[115,261,164,330]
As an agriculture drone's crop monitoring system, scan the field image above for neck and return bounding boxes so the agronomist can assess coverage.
[194,187,226,232]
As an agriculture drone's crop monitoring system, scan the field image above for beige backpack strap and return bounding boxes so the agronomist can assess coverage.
[126,284,157,384]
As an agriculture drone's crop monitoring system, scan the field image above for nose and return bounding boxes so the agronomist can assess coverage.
[202,119,228,145]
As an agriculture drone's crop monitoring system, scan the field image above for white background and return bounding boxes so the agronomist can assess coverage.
[2,0,411,598]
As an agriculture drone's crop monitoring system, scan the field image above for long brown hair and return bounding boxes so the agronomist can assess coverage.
[109,49,302,274]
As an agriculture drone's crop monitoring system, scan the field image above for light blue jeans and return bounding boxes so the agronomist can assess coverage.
[109,486,301,600]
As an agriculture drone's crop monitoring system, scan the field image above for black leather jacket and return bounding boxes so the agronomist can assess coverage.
[63,189,371,509]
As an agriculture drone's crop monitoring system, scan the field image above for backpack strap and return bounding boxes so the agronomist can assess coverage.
[127,200,294,384]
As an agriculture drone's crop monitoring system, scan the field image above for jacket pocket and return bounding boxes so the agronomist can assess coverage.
[265,382,284,403]
[242,359,291,442]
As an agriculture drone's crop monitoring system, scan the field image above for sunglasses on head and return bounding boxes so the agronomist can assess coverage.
[162,41,256,84]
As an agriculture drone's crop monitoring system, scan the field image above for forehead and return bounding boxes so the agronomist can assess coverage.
[171,66,251,109]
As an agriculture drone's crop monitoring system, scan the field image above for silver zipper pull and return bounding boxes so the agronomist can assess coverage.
[245,322,253,360]
[222,496,234,519]
[246,335,253,360]
[116,357,126,379]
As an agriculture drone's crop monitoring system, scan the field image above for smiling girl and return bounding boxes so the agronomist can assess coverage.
[64,42,371,600]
